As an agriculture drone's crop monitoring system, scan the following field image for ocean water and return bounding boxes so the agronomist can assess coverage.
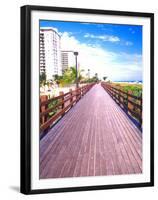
[113,80,142,84]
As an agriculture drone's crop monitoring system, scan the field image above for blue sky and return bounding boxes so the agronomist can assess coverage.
[40,20,142,81]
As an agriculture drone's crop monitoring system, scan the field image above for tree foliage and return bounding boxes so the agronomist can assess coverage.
[40,66,99,87]
[55,66,84,86]
[40,73,46,85]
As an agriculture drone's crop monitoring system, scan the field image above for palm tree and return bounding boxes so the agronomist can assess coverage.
[58,66,85,86]
[88,69,90,79]
[103,76,108,81]
[70,67,84,83]
[95,73,98,80]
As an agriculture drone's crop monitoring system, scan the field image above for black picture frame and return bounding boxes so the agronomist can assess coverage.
[20,5,154,194]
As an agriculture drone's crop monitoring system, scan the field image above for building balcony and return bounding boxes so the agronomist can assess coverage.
[40,61,45,64]
[40,60,45,63]
[40,66,45,69]
[40,54,45,57]
[40,44,44,47]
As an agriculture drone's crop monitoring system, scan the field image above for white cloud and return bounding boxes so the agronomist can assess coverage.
[84,33,120,43]
[60,32,142,81]
[125,41,133,46]
[84,33,134,46]
[129,27,135,34]
[117,52,142,65]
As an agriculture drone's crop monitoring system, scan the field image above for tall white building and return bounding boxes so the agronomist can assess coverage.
[40,27,62,80]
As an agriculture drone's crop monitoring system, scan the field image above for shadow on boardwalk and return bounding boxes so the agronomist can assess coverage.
[40,84,142,179]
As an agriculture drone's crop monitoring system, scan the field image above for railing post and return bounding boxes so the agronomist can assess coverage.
[40,95,48,125]
[109,84,111,96]
[79,88,81,99]
[127,91,129,113]
[84,86,87,95]
[114,87,116,100]
[120,88,123,108]
[59,91,64,115]
[76,88,78,102]
[81,86,83,97]
[69,89,73,107]
[86,85,89,93]
[74,88,77,102]
[139,93,142,127]
[83,86,85,96]
[84,86,86,95]
[118,86,121,105]
[111,86,113,99]
[86,85,88,93]
[128,91,134,114]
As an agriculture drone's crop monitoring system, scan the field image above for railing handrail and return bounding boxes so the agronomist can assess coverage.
[40,91,82,118]
[40,83,95,134]
[109,85,142,100]
[40,84,91,106]
[101,82,142,128]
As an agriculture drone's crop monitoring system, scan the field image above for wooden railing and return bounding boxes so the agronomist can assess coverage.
[40,83,95,134]
[101,82,142,128]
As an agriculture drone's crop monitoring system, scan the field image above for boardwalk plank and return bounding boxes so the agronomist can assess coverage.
[40,84,142,179]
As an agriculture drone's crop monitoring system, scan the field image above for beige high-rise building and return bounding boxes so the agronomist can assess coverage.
[61,51,76,72]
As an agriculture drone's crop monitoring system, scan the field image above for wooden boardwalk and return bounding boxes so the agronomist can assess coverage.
[40,84,142,179]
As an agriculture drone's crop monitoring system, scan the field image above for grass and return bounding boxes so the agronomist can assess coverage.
[112,83,142,97]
